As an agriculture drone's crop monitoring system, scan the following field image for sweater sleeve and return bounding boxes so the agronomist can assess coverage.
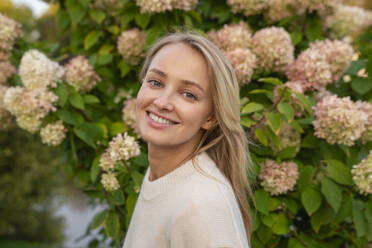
[169,201,246,248]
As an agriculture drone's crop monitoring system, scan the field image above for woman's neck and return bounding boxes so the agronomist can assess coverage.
[147,141,199,181]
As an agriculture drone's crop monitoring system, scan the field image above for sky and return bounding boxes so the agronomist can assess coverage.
[10,0,49,18]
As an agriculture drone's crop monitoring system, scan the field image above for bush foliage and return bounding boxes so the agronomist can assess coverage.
[2,0,372,247]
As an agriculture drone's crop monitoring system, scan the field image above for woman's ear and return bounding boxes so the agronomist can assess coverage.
[202,115,217,130]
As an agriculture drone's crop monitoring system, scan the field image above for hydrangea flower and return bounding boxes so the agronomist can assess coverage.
[64,56,101,92]
[356,101,372,144]
[250,27,294,73]
[264,0,293,23]
[122,98,137,130]
[0,60,16,85]
[295,0,339,14]
[269,122,301,155]
[325,5,367,38]
[352,151,372,195]
[0,85,13,130]
[19,49,64,90]
[117,28,147,65]
[172,0,198,11]
[136,0,198,13]
[40,120,68,146]
[0,14,23,60]
[286,39,353,89]
[207,21,252,51]
[224,48,257,84]
[99,132,140,172]
[259,159,299,195]
[3,87,58,133]
[101,172,120,191]
[313,95,367,146]
[227,0,269,16]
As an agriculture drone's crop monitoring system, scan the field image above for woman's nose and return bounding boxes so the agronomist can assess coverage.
[153,92,174,111]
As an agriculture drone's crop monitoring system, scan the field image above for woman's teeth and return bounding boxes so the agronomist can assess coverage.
[149,112,174,124]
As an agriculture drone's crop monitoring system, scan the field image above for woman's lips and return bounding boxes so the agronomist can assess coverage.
[145,111,179,129]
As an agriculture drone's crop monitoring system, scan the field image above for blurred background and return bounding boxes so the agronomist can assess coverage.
[1,0,372,247]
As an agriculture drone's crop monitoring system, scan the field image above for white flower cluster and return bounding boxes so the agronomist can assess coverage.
[269,122,301,155]
[99,132,140,191]
[352,151,372,195]
[136,0,197,13]
[264,0,293,23]
[40,120,68,146]
[64,56,101,92]
[101,172,120,191]
[19,49,64,90]
[0,13,23,60]
[117,28,147,65]
[0,85,13,130]
[0,60,16,85]
[227,0,269,16]
[122,98,141,136]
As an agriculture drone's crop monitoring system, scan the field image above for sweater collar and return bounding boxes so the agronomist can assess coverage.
[141,151,213,200]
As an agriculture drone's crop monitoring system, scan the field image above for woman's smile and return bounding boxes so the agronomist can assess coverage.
[146,111,179,129]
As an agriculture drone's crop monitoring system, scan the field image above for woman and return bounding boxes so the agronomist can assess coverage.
[123,32,253,248]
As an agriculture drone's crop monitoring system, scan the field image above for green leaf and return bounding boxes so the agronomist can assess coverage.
[352,199,368,237]
[121,12,135,27]
[242,102,264,114]
[109,122,128,136]
[325,160,353,185]
[248,89,272,96]
[74,127,96,148]
[321,178,342,213]
[126,192,138,218]
[283,197,299,214]
[271,213,290,235]
[305,16,323,41]
[261,213,274,227]
[134,13,151,29]
[105,212,120,237]
[298,166,315,191]
[56,10,70,31]
[310,202,335,233]
[90,210,108,230]
[118,60,131,77]
[84,30,102,50]
[66,0,86,25]
[53,83,68,107]
[290,32,302,46]
[97,54,113,65]
[255,128,268,146]
[56,109,84,126]
[84,94,100,104]
[293,92,313,114]
[131,170,144,189]
[301,186,322,216]
[258,77,283,85]
[288,238,305,248]
[301,133,319,148]
[334,192,352,224]
[69,93,85,110]
[277,102,294,122]
[106,25,120,35]
[351,77,372,95]
[346,59,367,75]
[90,155,101,182]
[89,9,106,24]
[266,112,282,134]
[254,189,270,215]
[277,146,297,159]
[240,116,255,128]
[110,190,125,205]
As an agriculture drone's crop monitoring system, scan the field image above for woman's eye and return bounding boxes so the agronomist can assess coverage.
[148,79,162,87]
[183,92,197,100]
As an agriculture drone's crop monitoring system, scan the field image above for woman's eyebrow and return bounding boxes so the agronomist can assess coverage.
[148,68,205,93]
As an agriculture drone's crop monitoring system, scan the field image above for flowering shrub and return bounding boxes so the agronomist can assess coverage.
[3,0,372,247]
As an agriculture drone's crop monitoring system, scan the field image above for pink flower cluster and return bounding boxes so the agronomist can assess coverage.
[351,151,372,195]
[0,85,13,130]
[0,60,16,85]
[3,86,58,133]
[207,22,256,84]
[313,95,367,146]
[99,132,140,172]
[64,56,101,92]
[0,14,23,60]
[295,0,339,14]
[259,159,299,195]
[356,101,372,144]
[117,28,147,65]
[286,39,353,90]
[264,0,293,23]
[136,0,197,13]
[122,98,141,136]
[250,27,294,73]
[325,5,369,39]
[227,0,269,16]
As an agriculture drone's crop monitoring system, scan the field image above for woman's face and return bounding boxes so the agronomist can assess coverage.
[136,42,214,149]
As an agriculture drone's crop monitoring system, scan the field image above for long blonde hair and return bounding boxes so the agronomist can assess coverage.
[139,31,254,239]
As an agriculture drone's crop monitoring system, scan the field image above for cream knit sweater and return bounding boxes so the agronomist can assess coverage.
[122,152,250,248]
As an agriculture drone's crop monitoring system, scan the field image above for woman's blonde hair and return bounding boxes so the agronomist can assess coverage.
[139,31,254,239]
